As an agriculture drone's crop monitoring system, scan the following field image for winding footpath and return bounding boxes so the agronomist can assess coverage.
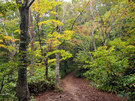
[35,72,126,101]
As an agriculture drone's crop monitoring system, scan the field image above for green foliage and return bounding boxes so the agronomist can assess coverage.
[60,59,76,78]
[0,61,18,101]
[28,66,55,95]
[74,68,88,78]
[0,0,135,100]
[0,1,17,18]
[84,45,127,91]
[83,37,135,99]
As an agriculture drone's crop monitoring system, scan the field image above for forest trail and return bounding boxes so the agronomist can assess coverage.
[35,72,126,101]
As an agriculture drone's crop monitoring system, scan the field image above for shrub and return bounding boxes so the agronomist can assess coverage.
[84,38,135,100]
[28,65,55,95]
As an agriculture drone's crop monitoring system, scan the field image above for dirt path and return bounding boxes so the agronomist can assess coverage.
[35,72,126,101]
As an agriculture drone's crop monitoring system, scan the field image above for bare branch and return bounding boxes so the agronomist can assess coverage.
[27,0,35,8]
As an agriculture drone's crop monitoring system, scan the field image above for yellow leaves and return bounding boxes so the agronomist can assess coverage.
[48,31,59,38]
[48,59,56,64]
[0,40,3,42]
[52,40,61,48]
[0,44,6,48]
[60,50,72,60]
[35,49,42,57]
[32,0,52,16]
[46,30,73,48]
[0,34,19,52]
[50,11,57,15]
[38,21,73,49]
[32,0,62,16]
[38,19,63,27]
[3,36,12,41]
[38,20,48,26]
[0,34,19,51]
[61,30,74,40]
[12,39,20,42]
[14,29,20,34]
[1,35,19,42]
[88,1,90,6]
[7,46,14,52]
[46,50,72,62]
[53,20,63,27]
[47,32,61,48]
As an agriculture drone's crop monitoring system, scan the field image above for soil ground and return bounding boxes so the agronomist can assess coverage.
[35,72,126,101]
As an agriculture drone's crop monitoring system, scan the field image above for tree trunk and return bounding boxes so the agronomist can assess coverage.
[91,29,96,51]
[89,0,96,51]
[29,9,34,76]
[0,77,4,95]
[55,1,60,89]
[16,6,30,101]
[91,22,96,51]
[36,14,49,78]
[16,0,35,100]
[55,49,60,89]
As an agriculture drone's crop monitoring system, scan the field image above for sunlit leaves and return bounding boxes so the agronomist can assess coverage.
[0,44,6,48]
[32,0,62,17]
[14,29,20,34]
[46,30,74,48]
[38,19,63,28]
[62,30,74,40]
[108,38,127,49]
[46,50,72,62]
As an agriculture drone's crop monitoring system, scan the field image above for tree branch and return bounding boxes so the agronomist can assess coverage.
[16,0,22,5]
[24,0,29,8]
[71,1,90,30]
[27,0,35,8]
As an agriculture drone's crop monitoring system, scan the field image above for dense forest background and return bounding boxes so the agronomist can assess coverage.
[0,0,135,101]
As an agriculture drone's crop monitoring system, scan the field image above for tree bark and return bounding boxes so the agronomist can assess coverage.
[16,6,30,101]
[0,77,4,95]
[16,0,35,101]
[55,47,60,89]
[55,1,60,89]
[29,9,34,76]
[89,0,96,51]
[91,22,96,51]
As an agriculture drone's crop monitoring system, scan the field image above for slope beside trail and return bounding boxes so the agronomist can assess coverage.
[35,72,126,101]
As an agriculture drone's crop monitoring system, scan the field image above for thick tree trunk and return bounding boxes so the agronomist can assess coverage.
[16,0,35,100]
[16,6,30,101]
